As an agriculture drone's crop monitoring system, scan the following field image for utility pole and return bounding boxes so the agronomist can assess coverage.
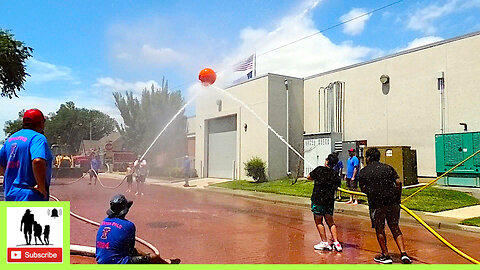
[90,122,92,141]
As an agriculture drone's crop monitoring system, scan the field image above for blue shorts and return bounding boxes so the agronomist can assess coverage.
[311,202,334,216]
[6,185,48,201]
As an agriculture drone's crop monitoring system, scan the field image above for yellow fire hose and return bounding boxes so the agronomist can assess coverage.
[400,204,480,264]
[336,187,480,264]
[402,149,480,203]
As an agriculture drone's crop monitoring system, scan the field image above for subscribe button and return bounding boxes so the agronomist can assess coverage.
[7,248,62,263]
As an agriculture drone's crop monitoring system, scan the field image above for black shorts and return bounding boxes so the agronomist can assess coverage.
[369,204,401,229]
[346,177,358,189]
[136,175,146,182]
[126,175,133,183]
[89,169,98,177]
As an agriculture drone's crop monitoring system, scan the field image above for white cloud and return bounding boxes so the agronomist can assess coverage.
[94,77,160,93]
[141,44,184,63]
[396,36,444,52]
[340,8,372,36]
[113,44,183,66]
[405,0,480,34]
[107,18,187,68]
[212,0,377,85]
[26,58,73,83]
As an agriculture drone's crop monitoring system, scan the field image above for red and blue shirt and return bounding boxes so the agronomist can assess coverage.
[95,217,136,264]
[0,129,52,201]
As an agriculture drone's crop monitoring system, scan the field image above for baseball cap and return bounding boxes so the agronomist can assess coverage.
[348,148,355,152]
[23,109,46,124]
[107,194,133,218]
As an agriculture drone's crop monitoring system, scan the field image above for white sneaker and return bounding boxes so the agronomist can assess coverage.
[135,192,139,195]
[314,242,332,251]
[332,241,342,252]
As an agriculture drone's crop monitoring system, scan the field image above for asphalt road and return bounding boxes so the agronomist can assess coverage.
[49,176,480,264]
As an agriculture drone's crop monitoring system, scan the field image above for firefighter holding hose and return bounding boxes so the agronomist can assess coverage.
[95,194,180,264]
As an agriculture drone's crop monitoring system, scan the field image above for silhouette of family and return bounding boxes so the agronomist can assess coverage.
[20,209,51,245]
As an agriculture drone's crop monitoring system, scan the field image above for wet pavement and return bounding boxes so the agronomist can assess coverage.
[50,176,480,264]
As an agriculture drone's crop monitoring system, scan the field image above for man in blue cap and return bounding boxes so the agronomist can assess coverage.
[95,194,180,264]
[0,109,52,201]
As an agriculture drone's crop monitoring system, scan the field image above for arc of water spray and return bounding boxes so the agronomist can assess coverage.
[211,85,314,168]
[140,91,200,161]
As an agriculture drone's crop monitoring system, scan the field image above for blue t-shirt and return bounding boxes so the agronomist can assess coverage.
[333,160,344,175]
[346,156,360,178]
[0,129,53,201]
[91,157,101,171]
[183,158,190,173]
[96,217,136,264]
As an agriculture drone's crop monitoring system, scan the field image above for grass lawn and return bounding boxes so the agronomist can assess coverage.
[460,217,480,227]
[212,179,480,213]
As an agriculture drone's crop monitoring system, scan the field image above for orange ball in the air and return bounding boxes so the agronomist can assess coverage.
[198,68,216,86]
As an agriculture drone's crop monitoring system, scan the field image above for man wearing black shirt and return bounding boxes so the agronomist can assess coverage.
[357,147,412,264]
[307,153,342,252]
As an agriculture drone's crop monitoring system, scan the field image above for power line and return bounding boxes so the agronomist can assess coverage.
[170,0,404,91]
[257,0,404,57]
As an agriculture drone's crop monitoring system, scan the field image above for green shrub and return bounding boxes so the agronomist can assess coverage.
[244,156,267,182]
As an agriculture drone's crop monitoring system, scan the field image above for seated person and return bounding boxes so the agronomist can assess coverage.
[95,194,180,264]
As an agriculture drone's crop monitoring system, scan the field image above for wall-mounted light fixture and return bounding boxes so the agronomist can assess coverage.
[380,74,390,95]
[244,123,248,132]
[380,75,389,84]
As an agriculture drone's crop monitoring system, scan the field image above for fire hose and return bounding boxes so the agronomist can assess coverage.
[337,187,480,263]
[49,194,160,257]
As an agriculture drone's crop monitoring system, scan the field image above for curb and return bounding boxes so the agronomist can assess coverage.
[203,186,480,234]
[99,174,480,234]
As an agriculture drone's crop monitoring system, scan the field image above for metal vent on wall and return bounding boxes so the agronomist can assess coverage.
[319,81,344,136]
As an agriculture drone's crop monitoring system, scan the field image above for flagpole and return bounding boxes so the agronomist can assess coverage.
[253,52,257,78]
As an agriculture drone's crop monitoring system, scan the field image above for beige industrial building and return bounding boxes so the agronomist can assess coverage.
[195,31,480,179]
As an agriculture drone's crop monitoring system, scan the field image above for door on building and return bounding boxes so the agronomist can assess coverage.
[207,115,237,178]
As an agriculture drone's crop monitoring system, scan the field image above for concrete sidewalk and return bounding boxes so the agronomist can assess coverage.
[100,173,480,233]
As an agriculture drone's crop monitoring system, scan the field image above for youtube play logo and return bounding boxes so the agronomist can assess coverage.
[11,251,21,259]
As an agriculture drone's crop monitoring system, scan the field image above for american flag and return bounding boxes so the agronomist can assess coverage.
[233,54,254,71]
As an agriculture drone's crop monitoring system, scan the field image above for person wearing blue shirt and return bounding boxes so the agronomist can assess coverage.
[346,148,360,205]
[0,109,52,201]
[89,153,101,185]
[332,152,344,200]
[95,194,180,264]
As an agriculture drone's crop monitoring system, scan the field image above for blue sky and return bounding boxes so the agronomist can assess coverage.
[1,0,480,141]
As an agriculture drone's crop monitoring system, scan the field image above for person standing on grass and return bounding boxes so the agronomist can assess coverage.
[345,148,359,204]
[357,147,412,264]
[332,152,343,200]
[307,153,342,252]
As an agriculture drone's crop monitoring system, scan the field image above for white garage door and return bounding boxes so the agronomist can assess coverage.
[208,115,237,178]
